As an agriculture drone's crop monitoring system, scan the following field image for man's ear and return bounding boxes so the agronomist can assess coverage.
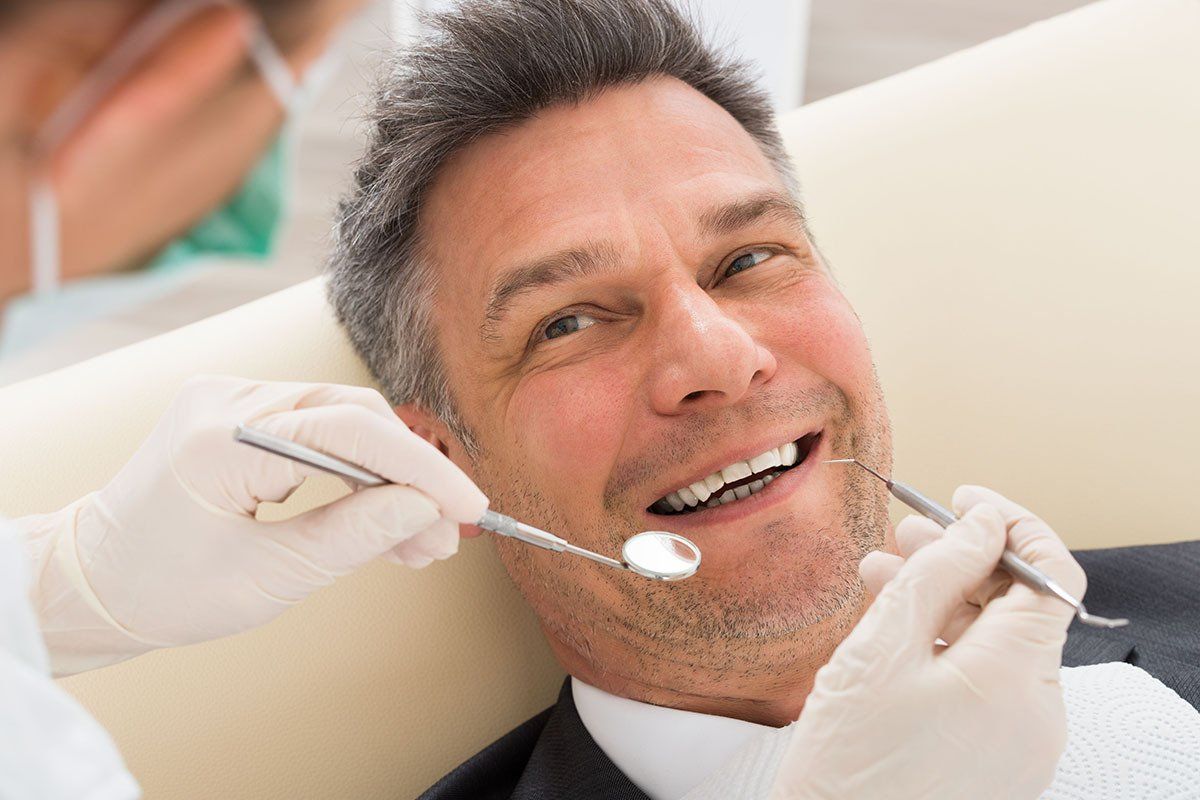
[395,403,454,458]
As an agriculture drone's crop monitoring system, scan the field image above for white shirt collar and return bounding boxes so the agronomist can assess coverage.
[571,676,776,800]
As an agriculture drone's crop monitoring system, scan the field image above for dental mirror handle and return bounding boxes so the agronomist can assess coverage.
[233,424,627,571]
[474,509,624,569]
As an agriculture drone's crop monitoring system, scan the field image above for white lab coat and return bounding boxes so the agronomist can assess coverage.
[0,517,140,800]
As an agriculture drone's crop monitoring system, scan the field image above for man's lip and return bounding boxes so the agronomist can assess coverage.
[642,427,824,509]
[641,431,829,530]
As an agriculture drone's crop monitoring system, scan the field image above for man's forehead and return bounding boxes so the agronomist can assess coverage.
[419,77,785,304]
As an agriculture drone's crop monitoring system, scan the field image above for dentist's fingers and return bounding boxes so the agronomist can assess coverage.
[895,514,942,558]
[861,549,994,646]
[953,485,1086,606]
[383,517,461,568]
[254,404,488,524]
[274,484,441,574]
[858,550,903,597]
[288,381,398,419]
[872,515,1014,613]
[852,504,1008,653]
[946,489,1083,681]
[938,603,983,645]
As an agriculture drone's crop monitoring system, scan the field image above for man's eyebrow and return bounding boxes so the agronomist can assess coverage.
[697,190,807,239]
[481,240,622,341]
[478,193,804,344]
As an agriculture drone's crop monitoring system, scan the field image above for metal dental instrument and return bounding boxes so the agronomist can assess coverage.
[234,425,701,581]
[825,458,1128,629]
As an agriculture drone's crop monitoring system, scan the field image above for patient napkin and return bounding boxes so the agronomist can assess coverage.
[682,663,1200,800]
[1044,662,1200,799]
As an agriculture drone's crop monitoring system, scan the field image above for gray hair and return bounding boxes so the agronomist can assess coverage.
[326,0,799,453]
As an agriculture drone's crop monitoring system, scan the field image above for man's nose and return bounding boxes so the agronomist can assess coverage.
[646,286,777,415]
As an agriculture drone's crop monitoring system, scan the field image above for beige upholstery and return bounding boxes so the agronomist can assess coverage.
[0,0,1194,796]
[778,0,1198,550]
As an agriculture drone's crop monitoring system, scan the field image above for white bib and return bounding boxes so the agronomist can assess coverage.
[681,663,1200,800]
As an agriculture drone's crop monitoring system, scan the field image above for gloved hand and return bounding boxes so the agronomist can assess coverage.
[20,375,488,676]
[769,486,1086,800]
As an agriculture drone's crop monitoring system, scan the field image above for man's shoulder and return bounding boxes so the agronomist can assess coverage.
[1068,538,1199,630]
[1064,539,1200,710]
[418,706,554,800]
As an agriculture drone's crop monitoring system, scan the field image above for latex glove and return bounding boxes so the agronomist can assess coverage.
[770,486,1086,800]
[20,375,488,676]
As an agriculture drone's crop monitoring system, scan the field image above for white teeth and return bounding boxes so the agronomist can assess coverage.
[721,461,752,484]
[654,436,816,513]
[748,450,781,474]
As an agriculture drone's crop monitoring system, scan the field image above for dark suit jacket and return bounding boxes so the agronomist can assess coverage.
[419,540,1200,800]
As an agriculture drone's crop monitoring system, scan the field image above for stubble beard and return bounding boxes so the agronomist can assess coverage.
[468,377,892,685]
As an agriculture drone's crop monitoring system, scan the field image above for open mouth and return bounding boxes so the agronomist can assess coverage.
[647,431,822,516]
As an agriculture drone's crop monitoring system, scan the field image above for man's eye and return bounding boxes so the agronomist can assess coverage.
[542,312,597,341]
[724,249,772,278]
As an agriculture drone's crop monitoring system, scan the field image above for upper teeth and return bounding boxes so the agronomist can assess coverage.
[655,440,802,512]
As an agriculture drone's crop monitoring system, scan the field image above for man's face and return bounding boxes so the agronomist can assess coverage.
[419,78,893,710]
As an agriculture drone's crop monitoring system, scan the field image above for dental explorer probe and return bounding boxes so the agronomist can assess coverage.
[825,458,1129,629]
[233,425,701,581]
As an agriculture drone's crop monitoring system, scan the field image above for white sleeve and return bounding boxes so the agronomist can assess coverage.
[0,518,141,800]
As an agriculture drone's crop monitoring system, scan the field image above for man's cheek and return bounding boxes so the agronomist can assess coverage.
[507,365,631,492]
[769,293,873,386]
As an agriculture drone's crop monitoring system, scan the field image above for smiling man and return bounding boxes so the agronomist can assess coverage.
[325,1,1200,798]
[333,0,893,727]
[413,76,896,727]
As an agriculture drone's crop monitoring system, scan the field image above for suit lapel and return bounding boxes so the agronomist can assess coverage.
[512,679,650,800]
[1063,622,1137,667]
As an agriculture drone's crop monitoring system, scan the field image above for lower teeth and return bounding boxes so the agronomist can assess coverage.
[670,468,787,514]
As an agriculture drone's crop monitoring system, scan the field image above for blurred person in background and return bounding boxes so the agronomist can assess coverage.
[0,0,365,356]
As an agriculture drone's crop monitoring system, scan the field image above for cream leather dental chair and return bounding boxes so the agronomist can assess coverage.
[0,0,1195,797]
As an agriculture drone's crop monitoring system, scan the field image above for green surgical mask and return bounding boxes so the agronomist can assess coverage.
[143,134,288,274]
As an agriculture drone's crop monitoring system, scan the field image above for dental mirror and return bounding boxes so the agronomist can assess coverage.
[621,531,702,581]
[235,425,703,582]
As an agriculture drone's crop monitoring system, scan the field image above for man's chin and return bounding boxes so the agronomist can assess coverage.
[660,491,847,577]
[727,540,864,621]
